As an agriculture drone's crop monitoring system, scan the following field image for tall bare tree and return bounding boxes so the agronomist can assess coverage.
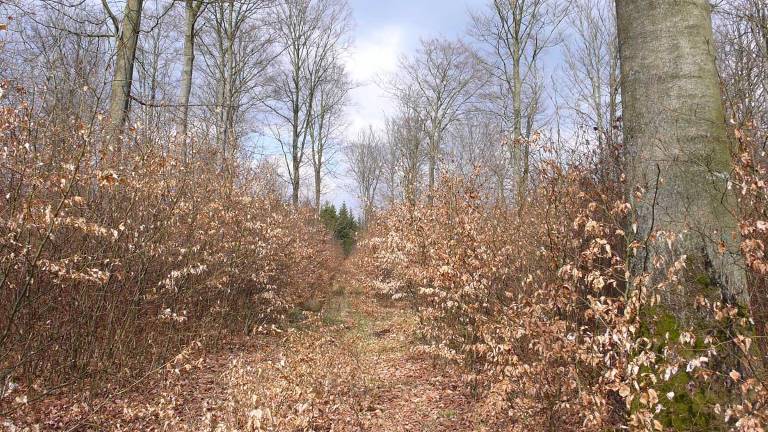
[198,0,274,172]
[384,90,427,207]
[267,0,352,206]
[347,127,384,223]
[563,0,621,181]
[135,1,177,147]
[177,0,206,143]
[1,3,113,123]
[105,0,144,139]
[446,113,510,205]
[714,0,768,142]
[390,38,483,202]
[470,0,566,207]
[309,58,352,211]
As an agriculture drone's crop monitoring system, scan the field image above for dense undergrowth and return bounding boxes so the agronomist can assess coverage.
[1,80,766,431]
[0,86,341,406]
[355,134,768,430]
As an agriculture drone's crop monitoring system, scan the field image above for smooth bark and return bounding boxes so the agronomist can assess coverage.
[616,0,748,312]
[108,0,143,139]
[177,0,204,147]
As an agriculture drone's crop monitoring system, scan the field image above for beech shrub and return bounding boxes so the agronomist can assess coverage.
[0,88,341,393]
[357,141,767,430]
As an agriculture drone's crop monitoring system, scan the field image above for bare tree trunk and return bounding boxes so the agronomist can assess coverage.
[313,117,326,212]
[291,105,302,206]
[311,111,323,211]
[593,72,604,149]
[108,0,143,140]
[512,53,523,140]
[511,49,525,208]
[427,134,436,205]
[222,1,235,174]
[177,0,203,156]
[314,167,321,210]
[616,0,748,313]
[292,151,301,206]
[145,27,161,149]
[608,49,620,179]
[310,94,327,212]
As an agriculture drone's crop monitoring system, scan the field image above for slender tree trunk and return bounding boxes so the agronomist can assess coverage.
[593,70,605,147]
[404,156,417,207]
[108,0,143,141]
[312,104,325,212]
[222,2,236,174]
[314,168,321,210]
[146,30,160,146]
[616,0,748,314]
[312,120,322,212]
[178,0,201,159]
[291,104,301,206]
[313,144,323,212]
[427,134,436,205]
[608,49,620,180]
[292,153,301,206]
[511,51,525,210]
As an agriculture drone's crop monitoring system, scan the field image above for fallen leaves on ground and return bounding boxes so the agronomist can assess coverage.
[4,284,484,431]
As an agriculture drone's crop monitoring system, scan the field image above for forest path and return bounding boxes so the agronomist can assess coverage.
[10,286,482,432]
[9,282,484,432]
[18,281,482,431]
[169,282,479,431]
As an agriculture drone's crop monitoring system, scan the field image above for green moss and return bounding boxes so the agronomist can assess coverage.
[694,273,712,289]
[654,372,726,431]
[637,306,727,431]
[441,409,458,419]
[656,309,681,342]
[639,307,683,346]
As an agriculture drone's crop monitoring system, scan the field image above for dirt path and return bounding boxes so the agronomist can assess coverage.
[170,283,480,431]
[9,283,481,431]
[186,284,480,431]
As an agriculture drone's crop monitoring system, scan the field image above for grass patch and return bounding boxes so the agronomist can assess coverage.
[320,286,350,326]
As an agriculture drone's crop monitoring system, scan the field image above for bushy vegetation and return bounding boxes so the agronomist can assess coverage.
[1,0,767,430]
[0,87,341,401]
[355,133,768,430]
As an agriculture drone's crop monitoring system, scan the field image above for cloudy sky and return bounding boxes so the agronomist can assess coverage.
[260,0,514,212]
[319,0,487,210]
[343,0,486,133]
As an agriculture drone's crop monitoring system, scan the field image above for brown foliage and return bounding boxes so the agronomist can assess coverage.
[356,138,768,430]
[0,87,341,404]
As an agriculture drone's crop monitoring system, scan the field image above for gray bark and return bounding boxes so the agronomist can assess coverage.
[108,0,143,139]
[616,0,748,315]
[177,0,203,148]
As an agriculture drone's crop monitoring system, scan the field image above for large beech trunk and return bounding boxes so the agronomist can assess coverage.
[616,0,748,313]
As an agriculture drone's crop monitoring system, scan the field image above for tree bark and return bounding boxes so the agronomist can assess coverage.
[291,106,302,207]
[616,0,748,313]
[511,51,525,209]
[427,134,436,205]
[177,0,202,155]
[311,111,323,211]
[108,0,143,141]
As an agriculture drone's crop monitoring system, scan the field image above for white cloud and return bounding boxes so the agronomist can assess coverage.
[344,25,404,137]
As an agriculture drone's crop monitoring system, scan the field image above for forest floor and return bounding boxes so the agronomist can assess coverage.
[5,281,488,431]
